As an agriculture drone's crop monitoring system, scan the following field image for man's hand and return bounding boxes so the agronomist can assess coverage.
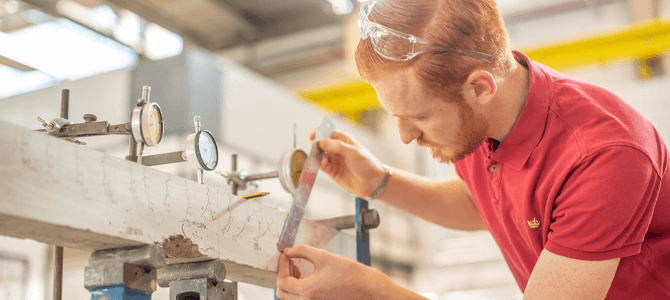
[309,128,386,199]
[276,244,378,300]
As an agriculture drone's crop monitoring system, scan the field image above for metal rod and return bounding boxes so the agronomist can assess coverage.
[194,116,201,132]
[231,154,238,196]
[142,86,151,102]
[53,246,63,300]
[141,151,186,166]
[138,142,145,164]
[197,170,204,184]
[60,89,69,119]
[127,137,139,162]
[245,171,279,181]
[293,123,297,149]
[315,215,356,230]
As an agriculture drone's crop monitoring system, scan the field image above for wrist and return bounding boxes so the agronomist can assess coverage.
[358,267,390,299]
[368,164,391,201]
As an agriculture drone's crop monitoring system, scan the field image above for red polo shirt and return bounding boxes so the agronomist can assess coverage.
[454,51,670,298]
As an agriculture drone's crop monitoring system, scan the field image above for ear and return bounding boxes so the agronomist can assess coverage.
[462,70,497,106]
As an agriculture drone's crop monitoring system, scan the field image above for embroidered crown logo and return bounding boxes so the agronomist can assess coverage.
[527,218,540,229]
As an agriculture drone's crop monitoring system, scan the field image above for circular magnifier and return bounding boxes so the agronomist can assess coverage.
[131,102,164,147]
[185,130,219,171]
[278,149,307,194]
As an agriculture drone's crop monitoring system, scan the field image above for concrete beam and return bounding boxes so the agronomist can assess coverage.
[0,120,355,288]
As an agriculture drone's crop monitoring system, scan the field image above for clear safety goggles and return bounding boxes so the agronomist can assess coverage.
[358,1,493,62]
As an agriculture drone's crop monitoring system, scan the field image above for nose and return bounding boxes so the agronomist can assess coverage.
[397,118,421,144]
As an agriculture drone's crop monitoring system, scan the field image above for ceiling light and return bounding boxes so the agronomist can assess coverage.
[4,0,21,15]
[90,6,118,31]
[327,0,354,15]
[145,23,183,60]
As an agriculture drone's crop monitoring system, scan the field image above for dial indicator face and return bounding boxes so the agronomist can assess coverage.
[148,106,162,144]
[196,130,218,170]
[136,102,163,146]
[290,150,307,188]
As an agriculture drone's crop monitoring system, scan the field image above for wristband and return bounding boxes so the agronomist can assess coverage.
[368,164,391,201]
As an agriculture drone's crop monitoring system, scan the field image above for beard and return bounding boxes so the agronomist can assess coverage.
[417,100,488,164]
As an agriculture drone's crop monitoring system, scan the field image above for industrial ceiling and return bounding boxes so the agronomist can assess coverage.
[2,0,344,52]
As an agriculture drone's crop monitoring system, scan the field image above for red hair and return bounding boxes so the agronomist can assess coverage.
[355,0,513,99]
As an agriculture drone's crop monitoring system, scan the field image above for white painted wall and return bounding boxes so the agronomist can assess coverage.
[0,237,49,300]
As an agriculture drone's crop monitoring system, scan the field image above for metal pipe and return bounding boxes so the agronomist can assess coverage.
[315,215,356,230]
[142,86,151,102]
[141,151,186,166]
[127,137,139,162]
[53,246,63,300]
[60,89,69,119]
[245,171,279,181]
[231,154,238,195]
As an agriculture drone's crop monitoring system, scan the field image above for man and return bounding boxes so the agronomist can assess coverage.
[276,0,670,299]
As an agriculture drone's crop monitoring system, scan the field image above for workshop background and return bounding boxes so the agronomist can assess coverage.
[1,0,670,299]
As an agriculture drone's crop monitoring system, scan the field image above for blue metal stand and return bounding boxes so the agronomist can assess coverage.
[355,197,372,266]
[89,284,151,300]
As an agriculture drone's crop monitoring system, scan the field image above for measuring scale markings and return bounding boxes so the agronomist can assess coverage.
[277,117,335,252]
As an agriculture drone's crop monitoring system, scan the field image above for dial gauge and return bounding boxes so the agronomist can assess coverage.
[278,149,308,194]
[185,130,219,171]
[131,102,164,147]
[196,130,218,170]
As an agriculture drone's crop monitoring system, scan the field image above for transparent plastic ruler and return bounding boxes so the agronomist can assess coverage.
[277,117,335,252]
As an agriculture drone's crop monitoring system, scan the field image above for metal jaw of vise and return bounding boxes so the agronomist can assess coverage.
[157,259,236,300]
[84,244,167,300]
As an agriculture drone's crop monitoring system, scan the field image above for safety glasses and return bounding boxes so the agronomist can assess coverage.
[358,1,493,63]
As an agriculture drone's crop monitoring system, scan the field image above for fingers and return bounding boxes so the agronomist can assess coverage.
[278,251,290,279]
[318,138,359,157]
[275,288,305,300]
[277,253,304,295]
[289,259,302,278]
[310,127,355,146]
[309,126,318,142]
[283,245,323,268]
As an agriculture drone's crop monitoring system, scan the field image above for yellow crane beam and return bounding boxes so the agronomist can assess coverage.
[298,17,670,123]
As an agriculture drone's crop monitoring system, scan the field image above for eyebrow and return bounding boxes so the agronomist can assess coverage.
[391,112,427,119]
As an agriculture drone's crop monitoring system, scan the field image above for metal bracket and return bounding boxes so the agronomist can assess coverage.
[84,244,166,296]
[157,259,235,300]
[315,207,380,232]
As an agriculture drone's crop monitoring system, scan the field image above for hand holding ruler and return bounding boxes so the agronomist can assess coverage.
[277,117,335,252]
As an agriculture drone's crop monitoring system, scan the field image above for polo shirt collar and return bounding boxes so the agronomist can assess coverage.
[489,51,550,170]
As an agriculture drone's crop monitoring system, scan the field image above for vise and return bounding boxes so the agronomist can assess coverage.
[84,244,166,300]
[157,259,236,300]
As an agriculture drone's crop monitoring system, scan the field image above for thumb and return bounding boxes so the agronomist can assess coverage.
[318,138,358,157]
[283,245,323,268]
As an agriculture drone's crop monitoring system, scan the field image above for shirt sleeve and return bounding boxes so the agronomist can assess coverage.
[545,146,661,261]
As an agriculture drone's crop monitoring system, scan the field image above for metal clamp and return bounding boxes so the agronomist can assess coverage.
[316,207,381,232]
[157,259,236,300]
[84,244,166,296]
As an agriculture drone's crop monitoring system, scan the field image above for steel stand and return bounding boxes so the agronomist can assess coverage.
[355,197,373,266]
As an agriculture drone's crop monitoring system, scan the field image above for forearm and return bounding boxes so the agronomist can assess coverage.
[374,167,486,231]
[361,268,429,300]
